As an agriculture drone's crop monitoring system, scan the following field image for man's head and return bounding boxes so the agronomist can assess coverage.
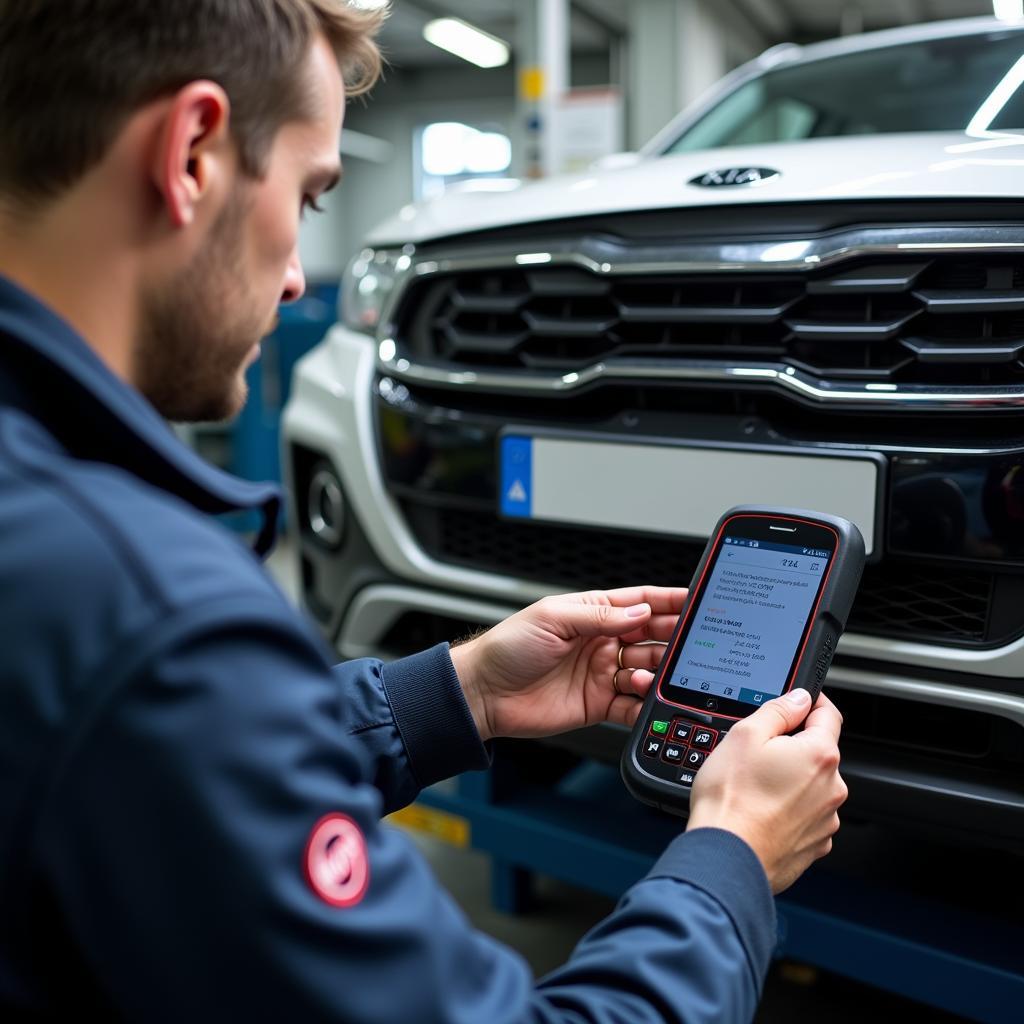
[0,1,383,421]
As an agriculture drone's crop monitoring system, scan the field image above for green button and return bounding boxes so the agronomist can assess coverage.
[651,720,669,734]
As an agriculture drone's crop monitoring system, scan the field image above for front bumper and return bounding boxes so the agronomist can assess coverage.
[282,324,1024,848]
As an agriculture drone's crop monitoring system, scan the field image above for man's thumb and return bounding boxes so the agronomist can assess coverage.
[747,687,811,738]
[562,601,651,637]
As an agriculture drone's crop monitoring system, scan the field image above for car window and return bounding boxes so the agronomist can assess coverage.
[666,30,1024,152]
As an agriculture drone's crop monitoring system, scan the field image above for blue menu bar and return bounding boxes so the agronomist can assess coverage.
[739,687,777,706]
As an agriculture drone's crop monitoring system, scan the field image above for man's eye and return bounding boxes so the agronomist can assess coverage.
[301,196,326,218]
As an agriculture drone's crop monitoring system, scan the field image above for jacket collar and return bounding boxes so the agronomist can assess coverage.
[0,275,280,555]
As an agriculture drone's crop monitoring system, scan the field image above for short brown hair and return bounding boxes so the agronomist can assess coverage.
[0,1,384,206]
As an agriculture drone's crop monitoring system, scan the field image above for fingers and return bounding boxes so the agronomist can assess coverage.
[834,775,849,810]
[535,595,653,640]
[606,697,644,728]
[611,667,633,696]
[616,642,665,673]
[798,691,844,745]
[608,646,659,716]
[612,666,654,696]
[605,667,654,728]
[630,668,655,694]
[738,688,812,741]
[535,588,687,643]
[601,585,689,614]
[605,677,652,727]
[617,613,682,645]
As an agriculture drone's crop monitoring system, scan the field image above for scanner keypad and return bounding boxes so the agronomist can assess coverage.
[640,711,727,786]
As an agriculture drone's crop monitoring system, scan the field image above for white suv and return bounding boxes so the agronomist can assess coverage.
[284,17,1024,850]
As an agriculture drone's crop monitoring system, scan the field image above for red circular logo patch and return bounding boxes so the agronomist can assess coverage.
[304,813,370,908]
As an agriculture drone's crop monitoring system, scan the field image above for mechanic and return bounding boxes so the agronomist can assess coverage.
[0,2,847,1021]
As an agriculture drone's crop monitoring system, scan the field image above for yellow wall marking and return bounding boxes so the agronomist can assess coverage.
[386,804,471,848]
[519,67,546,102]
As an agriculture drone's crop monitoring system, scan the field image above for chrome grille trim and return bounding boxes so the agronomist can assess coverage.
[374,355,1024,409]
[377,225,1024,409]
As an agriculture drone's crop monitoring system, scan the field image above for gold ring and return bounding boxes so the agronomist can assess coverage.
[612,667,631,696]
[617,644,627,670]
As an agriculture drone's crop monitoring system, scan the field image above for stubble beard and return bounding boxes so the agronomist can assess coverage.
[135,190,271,424]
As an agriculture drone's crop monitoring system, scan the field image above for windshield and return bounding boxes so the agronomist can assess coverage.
[665,30,1024,153]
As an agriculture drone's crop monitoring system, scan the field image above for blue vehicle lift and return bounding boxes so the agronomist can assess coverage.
[409,745,1023,1024]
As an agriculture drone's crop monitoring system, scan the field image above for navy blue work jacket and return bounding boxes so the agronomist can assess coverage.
[0,276,776,1021]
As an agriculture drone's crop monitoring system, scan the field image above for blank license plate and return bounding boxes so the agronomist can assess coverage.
[499,434,879,555]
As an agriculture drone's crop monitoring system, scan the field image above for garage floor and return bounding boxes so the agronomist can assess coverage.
[266,542,972,1022]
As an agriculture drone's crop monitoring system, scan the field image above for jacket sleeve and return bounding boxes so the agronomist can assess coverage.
[34,598,776,1024]
[330,643,490,813]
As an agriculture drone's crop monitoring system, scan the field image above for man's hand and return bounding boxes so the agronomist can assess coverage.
[686,688,848,893]
[449,587,687,742]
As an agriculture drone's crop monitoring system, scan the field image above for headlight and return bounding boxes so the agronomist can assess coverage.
[341,247,411,335]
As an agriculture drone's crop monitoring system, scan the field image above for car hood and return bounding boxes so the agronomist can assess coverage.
[367,131,1024,247]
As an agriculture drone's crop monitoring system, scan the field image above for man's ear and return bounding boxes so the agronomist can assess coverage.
[153,81,232,229]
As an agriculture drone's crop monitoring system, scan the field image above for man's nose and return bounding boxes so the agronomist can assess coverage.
[281,248,306,305]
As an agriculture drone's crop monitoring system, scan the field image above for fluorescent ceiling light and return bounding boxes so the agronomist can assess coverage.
[423,18,510,69]
[349,0,389,9]
[994,0,1024,22]
[420,122,512,176]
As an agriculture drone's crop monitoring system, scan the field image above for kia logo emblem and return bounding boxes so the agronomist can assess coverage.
[689,167,781,188]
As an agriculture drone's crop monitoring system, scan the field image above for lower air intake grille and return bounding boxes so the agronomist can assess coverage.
[400,504,998,646]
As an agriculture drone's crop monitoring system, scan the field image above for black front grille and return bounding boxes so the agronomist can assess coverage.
[847,569,992,643]
[396,256,1024,387]
[400,503,1002,646]
[830,689,1000,761]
